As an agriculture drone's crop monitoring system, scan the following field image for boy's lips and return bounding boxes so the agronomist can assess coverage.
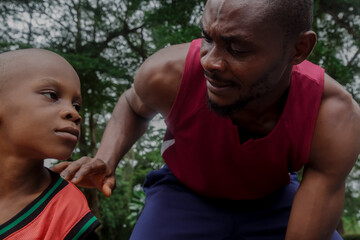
[55,127,80,139]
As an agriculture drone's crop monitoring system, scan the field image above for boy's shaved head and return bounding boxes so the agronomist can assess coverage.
[0,49,77,94]
[0,61,4,90]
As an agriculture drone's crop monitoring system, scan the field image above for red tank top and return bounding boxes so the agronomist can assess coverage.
[162,39,324,199]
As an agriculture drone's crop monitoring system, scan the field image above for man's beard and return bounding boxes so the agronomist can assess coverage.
[206,78,272,118]
[206,92,252,117]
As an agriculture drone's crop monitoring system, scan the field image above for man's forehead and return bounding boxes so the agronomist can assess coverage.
[201,0,271,32]
[204,0,268,12]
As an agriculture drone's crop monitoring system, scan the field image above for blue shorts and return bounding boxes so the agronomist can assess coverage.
[130,165,342,240]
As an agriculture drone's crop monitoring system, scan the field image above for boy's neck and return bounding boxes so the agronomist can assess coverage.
[0,159,52,225]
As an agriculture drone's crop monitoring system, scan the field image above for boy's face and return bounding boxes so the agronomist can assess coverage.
[0,50,82,161]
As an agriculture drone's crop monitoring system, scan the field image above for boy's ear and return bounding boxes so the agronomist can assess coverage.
[290,31,317,65]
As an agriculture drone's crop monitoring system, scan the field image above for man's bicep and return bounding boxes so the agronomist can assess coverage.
[124,88,157,121]
[133,43,189,117]
[309,80,360,186]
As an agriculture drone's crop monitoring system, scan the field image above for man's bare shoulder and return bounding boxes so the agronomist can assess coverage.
[134,42,192,117]
[321,73,359,121]
[310,73,360,176]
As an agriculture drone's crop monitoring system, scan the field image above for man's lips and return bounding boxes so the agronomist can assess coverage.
[206,77,234,95]
[55,127,80,139]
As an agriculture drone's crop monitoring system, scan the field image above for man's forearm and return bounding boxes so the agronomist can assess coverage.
[95,92,151,172]
[285,172,344,240]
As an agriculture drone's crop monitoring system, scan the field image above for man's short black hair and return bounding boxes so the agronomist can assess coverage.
[267,0,314,39]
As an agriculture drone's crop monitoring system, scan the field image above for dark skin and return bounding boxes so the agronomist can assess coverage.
[53,0,360,239]
[0,49,82,224]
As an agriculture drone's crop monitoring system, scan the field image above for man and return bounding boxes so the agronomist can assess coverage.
[53,0,360,239]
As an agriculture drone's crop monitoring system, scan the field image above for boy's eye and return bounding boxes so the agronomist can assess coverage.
[43,92,58,100]
[201,32,212,43]
[73,103,81,112]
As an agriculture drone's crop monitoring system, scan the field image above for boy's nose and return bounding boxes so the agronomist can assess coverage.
[61,106,82,125]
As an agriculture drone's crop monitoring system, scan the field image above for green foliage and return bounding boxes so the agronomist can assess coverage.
[344,215,360,235]
[144,0,204,49]
[343,235,360,240]
[343,158,360,228]
[127,187,146,227]
[309,1,360,234]
[310,0,360,101]
[98,167,133,240]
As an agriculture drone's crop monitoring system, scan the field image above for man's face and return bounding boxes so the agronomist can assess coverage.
[200,0,292,117]
[0,51,82,161]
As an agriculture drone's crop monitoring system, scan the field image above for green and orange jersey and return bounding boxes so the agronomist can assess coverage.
[0,170,99,240]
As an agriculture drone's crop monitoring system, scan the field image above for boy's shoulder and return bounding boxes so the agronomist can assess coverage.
[0,169,99,240]
[49,169,91,212]
[46,170,100,238]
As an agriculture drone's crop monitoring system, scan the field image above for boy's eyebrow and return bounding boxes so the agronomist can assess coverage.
[200,21,204,31]
[200,21,207,35]
[38,78,60,86]
[74,95,82,104]
[38,78,82,102]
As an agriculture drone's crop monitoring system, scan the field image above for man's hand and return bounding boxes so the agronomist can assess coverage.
[51,157,115,197]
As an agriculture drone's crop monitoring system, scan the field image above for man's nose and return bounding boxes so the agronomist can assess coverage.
[201,46,226,72]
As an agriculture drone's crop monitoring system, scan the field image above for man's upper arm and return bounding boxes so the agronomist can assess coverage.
[131,43,191,119]
[309,74,360,184]
[286,74,360,239]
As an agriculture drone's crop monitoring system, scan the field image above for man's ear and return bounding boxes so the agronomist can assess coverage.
[291,31,317,65]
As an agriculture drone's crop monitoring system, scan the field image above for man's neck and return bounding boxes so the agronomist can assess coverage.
[230,75,291,141]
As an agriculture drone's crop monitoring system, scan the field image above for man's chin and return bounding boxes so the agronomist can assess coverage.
[206,96,248,118]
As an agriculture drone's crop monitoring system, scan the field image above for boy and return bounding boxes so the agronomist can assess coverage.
[0,49,99,239]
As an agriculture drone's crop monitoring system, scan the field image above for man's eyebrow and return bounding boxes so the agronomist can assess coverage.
[200,22,214,40]
[200,21,253,44]
[221,35,249,43]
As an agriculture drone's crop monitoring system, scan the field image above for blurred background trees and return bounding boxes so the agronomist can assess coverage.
[1,0,359,238]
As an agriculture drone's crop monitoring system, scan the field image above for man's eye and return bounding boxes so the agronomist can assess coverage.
[229,44,251,56]
[43,92,58,100]
[229,47,250,57]
[73,103,81,112]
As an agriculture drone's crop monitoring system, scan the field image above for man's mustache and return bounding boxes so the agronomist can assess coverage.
[204,70,228,83]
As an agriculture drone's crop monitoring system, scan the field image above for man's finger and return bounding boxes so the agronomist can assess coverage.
[101,177,116,197]
[102,184,112,198]
[51,161,71,173]
[58,160,83,181]
[73,159,106,180]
